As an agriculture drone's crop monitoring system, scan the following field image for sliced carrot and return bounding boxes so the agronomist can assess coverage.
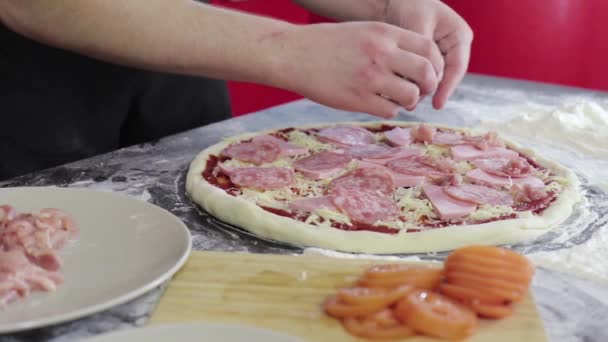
[323,295,386,318]
[394,289,477,340]
[470,302,515,319]
[337,286,412,306]
[439,283,504,304]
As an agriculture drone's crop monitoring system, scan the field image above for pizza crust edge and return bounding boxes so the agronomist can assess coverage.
[185,121,580,254]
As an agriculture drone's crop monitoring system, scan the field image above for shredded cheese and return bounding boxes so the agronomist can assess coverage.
[286,130,332,152]
[423,144,450,158]
[468,204,516,221]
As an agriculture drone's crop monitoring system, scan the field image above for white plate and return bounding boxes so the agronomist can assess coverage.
[83,322,304,342]
[0,187,192,333]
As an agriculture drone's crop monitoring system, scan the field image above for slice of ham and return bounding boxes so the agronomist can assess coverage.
[288,196,336,213]
[228,167,295,190]
[432,131,465,145]
[465,169,545,189]
[251,135,308,157]
[451,145,519,161]
[444,184,514,206]
[429,174,462,186]
[472,157,533,178]
[293,151,352,180]
[330,187,399,225]
[329,166,395,196]
[220,140,281,165]
[357,161,425,187]
[411,124,436,143]
[0,250,64,308]
[384,127,413,146]
[466,132,505,150]
[422,184,477,220]
[387,156,447,178]
[317,126,376,146]
[511,184,548,203]
[361,147,422,165]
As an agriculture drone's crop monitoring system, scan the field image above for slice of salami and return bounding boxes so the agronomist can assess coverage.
[444,184,513,206]
[220,140,280,165]
[330,187,399,224]
[329,167,395,196]
[293,151,352,179]
[342,144,396,159]
[387,156,446,177]
[229,167,295,190]
[317,126,376,146]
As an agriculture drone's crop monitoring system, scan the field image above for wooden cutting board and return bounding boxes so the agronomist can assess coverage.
[150,251,546,341]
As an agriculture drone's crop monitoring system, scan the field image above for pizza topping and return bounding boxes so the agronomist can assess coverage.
[466,169,545,189]
[357,161,425,188]
[432,131,465,145]
[444,184,514,206]
[410,124,436,143]
[472,157,533,178]
[387,156,447,178]
[329,166,395,196]
[251,135,309,157]
[293,151,352,179]
[513,191,556,212]
[331,187,399,225]
[420,155,457,173]
[342,144,396,159]
[465,132,506,150]
[228,167,295,190]
[510,184,548,203]
[317,126,376,146]
[288,196,336,213]
[384,127,413,146]
[360,147,423,166]
[220,140,281,165]
[451,145,519,161]
[422,184,477,220]
[429,174,462,186]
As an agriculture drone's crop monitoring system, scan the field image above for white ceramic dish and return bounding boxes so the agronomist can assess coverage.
[0,187,192,333]
[83,322,304,342]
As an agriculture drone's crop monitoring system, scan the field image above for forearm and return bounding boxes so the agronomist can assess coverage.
[292,0,388,22]
[0,0,292,85]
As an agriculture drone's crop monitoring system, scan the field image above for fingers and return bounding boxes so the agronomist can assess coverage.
[364,95,402,119]
[396,30,444,77]
[389,50,438,96]
[432,31,472,109]
[377,74,420,110]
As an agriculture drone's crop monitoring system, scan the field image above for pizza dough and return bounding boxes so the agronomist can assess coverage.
[186,121,580,254]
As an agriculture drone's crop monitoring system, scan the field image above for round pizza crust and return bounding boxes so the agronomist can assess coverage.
[186,121,580,254]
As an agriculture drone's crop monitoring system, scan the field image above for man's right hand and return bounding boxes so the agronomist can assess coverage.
[272,22,443,118]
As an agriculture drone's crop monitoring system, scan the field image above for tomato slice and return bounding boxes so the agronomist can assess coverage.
[445,271,526,302]
[394,289,477,340]
[342,310,415,339]
[439,283,504,304]
[337,286,412,306]
[323,295,386,318]
[471,301,515,319]
[359,264,443,289]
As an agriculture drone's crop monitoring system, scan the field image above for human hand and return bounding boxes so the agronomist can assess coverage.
[273,22,443,118]
[383,0,473,109]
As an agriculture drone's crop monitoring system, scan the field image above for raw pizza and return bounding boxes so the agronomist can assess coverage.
[186,122,579,254]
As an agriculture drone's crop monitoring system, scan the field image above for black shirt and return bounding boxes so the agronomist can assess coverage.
[0,18,231,180]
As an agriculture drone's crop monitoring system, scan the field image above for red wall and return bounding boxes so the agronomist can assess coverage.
[213,1,608,116]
